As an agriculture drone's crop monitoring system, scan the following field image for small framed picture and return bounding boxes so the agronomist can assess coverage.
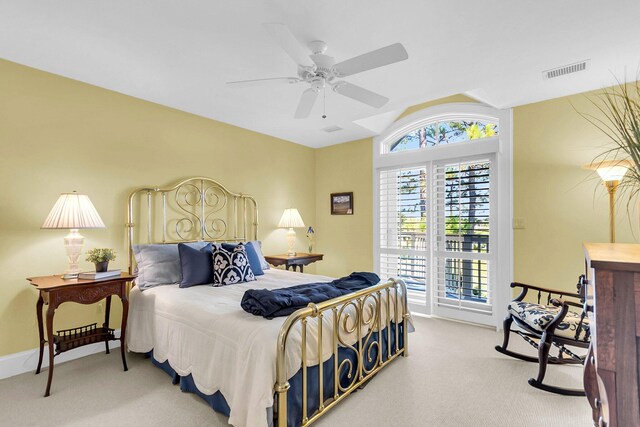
[331,192,353,215]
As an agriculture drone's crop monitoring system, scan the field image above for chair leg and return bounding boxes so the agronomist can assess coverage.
[495,315,541,363]
[527,331,585,396]
[534,331,551,384]
[500,314,513,350]
[494,314,574,365]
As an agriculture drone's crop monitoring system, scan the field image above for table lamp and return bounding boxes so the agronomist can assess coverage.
[278,208,305,256]
[591,160,630,243]
[42,192,106,278]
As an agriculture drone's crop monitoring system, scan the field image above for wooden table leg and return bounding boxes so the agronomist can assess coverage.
[44,305,56,397]
[35,294,45,375]
[104,295,112,354]
[119,293,129,372]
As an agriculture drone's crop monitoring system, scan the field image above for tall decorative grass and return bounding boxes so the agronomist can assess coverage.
[580,80,640,211]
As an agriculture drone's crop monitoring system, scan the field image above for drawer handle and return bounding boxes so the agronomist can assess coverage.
[594,398,601,409]
[591,355,595,365]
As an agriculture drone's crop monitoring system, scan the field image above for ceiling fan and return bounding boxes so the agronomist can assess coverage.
[226,24,409,119]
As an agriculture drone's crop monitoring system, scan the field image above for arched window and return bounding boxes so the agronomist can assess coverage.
[387,119,499,153]
[373,103,512,328]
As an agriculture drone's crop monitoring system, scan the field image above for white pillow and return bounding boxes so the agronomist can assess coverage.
[133,242,208,290]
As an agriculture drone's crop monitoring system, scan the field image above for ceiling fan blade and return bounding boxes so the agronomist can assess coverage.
[226,77,301,88]
[333,43,408,77]
[294,88,319,118]
[263,23,314,68]
[332,82,389,108]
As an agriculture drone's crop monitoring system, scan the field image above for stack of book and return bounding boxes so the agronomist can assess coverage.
[78,270,121,280]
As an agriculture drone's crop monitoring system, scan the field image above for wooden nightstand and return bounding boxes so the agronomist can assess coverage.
[264,253,324,273]
[27,273,135,397]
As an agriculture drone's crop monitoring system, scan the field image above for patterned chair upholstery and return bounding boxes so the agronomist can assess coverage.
[507,301,590,342]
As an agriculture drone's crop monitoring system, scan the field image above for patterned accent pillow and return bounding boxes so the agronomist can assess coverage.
[212,243,256,286]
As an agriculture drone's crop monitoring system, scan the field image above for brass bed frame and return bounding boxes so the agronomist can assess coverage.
[126,177,410,427]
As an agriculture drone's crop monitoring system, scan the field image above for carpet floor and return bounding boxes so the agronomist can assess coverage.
[0,316,592,426]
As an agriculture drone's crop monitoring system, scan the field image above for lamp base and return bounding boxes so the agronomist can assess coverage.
[286,228,297,257]
[604,180,619,243]
[64,229,84,278]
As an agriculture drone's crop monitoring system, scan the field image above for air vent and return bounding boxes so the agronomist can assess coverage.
[543,60,590,79]
[323,125,343,133]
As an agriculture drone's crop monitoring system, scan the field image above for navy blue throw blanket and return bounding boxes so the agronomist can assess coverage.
[241,272,380,319]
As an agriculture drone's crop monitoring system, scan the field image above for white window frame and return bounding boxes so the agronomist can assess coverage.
[373,103,513,329]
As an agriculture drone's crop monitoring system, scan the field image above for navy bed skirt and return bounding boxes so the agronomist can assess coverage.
[148,321,405,427]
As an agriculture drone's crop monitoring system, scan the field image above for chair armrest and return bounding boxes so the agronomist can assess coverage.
[545,298,571,333]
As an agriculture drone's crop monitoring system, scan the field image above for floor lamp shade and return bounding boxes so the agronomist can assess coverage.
[594,162,629,243]
[42,192,106,278]
[278,208,305,256]
[596,165,628,183]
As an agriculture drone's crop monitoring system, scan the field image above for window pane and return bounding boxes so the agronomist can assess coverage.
[380,253,426,292]
[438,121,498,144]
[379,166,428,294]
[389,125,437,152]
[435,160,491,254]
[435,257,490,306]
[379,167,428,249]
[385,120,497,153]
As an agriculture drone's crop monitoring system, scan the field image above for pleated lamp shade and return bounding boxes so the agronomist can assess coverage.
[278,208,305,228]
[41,192,106,229]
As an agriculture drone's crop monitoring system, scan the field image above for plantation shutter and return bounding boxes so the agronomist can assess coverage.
[433,158,493,315]
[379,167,428,292]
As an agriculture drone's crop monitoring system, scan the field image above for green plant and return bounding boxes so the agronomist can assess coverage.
[85,248,116,264]
[582,80,640,207]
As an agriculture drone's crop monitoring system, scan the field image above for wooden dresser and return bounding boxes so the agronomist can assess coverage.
[583,243,640,427]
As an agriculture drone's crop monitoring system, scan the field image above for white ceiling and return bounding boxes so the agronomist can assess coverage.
[1,0,639,148]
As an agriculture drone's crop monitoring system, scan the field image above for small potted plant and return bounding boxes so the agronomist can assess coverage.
[86,248,116,272]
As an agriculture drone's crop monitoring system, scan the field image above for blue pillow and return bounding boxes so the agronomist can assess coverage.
[249,240,270,270]
[221,242,264,276]
[178,243,213,288]
[213,244,256,286]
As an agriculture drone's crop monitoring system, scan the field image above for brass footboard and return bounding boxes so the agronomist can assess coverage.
[275,278,410,427]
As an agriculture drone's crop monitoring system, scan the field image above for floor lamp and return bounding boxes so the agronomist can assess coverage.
[595,163,629,243]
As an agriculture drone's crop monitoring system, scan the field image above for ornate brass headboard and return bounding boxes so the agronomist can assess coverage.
[126,177,258,273]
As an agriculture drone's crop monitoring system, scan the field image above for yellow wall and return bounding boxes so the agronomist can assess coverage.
[314,138,373,277]
[0,59,316,357]
[512,93,635,288]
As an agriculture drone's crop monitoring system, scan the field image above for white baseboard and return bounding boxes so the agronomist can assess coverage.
[0,330,121,380]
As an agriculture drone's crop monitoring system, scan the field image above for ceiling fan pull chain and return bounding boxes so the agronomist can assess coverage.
[322,85,327,119]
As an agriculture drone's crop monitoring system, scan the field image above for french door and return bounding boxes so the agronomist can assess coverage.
[377,155,495,326]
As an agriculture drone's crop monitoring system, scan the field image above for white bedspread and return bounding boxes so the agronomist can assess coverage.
[127,269,404,427]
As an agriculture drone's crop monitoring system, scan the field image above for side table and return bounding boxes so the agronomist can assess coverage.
[264,253,324,273]
[27,273,135,397]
